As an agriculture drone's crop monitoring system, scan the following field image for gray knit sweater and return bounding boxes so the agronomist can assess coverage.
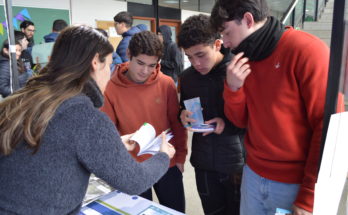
[0,81,170,215]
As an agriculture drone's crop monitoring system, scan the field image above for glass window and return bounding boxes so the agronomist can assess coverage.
[181,0,198,11]
[294,0,304,28]
[169,26,176,42]
[128,0,152,5]
[199,0,214,13]
[159,0,179,9]
[305,0,316,21]
[267,0,292,21]
[133,19,152,32]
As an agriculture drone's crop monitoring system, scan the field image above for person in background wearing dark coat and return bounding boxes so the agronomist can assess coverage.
[0,39,32,98]
[113,11,141,63]
[158,25,183,83]
[43,19,68,43]
[0,26,175,215]
[178,14,245,215]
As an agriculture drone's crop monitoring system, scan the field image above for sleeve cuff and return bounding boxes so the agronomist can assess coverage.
[223,81,246,103]
[294,185,314,212]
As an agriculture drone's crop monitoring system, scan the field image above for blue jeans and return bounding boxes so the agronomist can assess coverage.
[240,165,300,215]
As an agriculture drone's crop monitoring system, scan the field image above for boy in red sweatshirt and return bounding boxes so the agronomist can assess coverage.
[101,31,187,212]
[210,0,330,214]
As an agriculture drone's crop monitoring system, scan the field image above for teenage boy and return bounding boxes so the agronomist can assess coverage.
[210,0,330,214]
[178,14,245,215]
[101,31,187,213]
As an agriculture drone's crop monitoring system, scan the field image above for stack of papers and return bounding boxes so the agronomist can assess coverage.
[83,175,114,206]
[80,189,185,215]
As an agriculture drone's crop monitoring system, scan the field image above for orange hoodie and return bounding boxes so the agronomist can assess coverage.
[223,27,329,212]
[101,62,187,167]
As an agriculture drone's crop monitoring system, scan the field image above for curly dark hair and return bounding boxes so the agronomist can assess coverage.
[177,14,220,49]
[128,31,163,60]
[113,11,133,28]
[210,0,269,32]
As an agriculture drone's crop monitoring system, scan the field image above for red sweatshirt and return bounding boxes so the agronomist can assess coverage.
[101,62,187,167]
[223,27,329,212]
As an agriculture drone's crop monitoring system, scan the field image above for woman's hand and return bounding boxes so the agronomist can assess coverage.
[121,133,136,151]
[159,132,175,159]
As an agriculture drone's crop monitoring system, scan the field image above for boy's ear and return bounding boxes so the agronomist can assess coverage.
[214,39,222,51]
[243,12,255,28]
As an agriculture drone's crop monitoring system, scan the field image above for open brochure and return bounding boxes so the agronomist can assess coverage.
[130,123,173,156]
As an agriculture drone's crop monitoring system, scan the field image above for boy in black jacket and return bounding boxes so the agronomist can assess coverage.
[178,14,245,215]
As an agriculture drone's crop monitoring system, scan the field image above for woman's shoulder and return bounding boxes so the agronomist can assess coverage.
[54,95,99,121]
[56,95,113,128]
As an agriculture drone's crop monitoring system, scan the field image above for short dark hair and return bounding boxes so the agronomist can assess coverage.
[178,14,220,49]
[113,11,133,28]
[14,31,26,41]
[128,31,163,60]
[53,19,68,32]
[210,0,269,32]
[20,20,35,29]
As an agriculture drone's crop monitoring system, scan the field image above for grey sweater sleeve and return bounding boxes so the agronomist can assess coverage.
[76,111,170,195]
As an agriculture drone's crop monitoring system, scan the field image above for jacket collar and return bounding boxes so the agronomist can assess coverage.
[82,79,104,108]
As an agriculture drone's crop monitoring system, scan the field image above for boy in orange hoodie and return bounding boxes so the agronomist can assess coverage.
[101,31,187,213]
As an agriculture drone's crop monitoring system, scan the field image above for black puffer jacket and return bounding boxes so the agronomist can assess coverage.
[179,47,245,174]
[0,55,30,98]
[159,25,183,83]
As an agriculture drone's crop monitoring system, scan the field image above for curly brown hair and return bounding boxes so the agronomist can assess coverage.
[128,31,163,60]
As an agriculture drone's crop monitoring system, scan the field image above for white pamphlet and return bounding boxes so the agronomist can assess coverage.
[130,123,173,156]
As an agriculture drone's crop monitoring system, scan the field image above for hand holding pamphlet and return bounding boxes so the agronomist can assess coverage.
[130,123,173,156]
[183,97,216,133]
